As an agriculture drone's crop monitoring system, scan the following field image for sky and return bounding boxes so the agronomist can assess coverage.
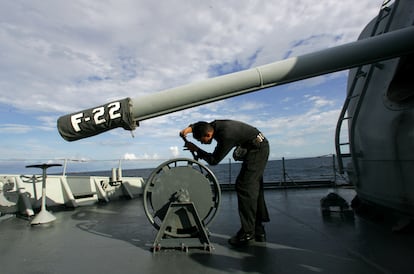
[0,0,384,174]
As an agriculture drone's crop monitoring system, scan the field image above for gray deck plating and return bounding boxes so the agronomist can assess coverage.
[1,188,413,274]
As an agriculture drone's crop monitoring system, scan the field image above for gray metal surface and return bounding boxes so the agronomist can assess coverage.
[342,0,414,217]
[1,188,413,274]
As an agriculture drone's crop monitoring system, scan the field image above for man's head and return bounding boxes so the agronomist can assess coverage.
[192,121,214,144]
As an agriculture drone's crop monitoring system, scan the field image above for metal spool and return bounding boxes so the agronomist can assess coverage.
[143,158,221,238]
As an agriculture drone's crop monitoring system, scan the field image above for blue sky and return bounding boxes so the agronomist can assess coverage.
[0,0,383,173]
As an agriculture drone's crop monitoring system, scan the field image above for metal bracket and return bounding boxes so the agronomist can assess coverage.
[152,202,213,253]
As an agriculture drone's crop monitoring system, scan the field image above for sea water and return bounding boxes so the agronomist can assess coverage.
[114,155,350,185]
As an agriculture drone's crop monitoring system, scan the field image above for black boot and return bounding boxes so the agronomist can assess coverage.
[228,229,255,247]
[255,224,266,242]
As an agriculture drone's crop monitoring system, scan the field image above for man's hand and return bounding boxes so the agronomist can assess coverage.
[180,126,199,160]
[183,141,199,152]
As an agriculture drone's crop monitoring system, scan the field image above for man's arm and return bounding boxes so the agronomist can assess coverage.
[179,125,193,138]
[180,125,200,158]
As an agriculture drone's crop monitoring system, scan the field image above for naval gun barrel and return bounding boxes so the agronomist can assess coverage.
[58,26,414,141]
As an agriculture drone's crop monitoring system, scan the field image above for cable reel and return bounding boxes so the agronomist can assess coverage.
[143,158,221,252]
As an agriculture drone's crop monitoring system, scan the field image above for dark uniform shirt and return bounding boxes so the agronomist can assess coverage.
[197,120,261,165]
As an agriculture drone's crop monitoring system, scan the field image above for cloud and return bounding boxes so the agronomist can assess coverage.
[0,124,32,134]
[256,95,341,153]
[123,152,160,161]
[306,95,335,110]
[0,0,381,113]
[123,153,137,160]
[170,146,180,157]
[239,101,268,111]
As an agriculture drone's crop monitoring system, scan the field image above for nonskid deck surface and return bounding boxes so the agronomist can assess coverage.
[1,188,413,274]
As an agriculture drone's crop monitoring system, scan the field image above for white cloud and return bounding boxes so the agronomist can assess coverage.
[239,101,267,111]
[0,0,382,113]
[123,153,137,160]
[306,95,335,109]
[170,146,180,158]
[123,152,160,161]
[0,124,32,134]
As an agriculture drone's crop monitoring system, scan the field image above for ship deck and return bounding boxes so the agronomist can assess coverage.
[1,187,413,274]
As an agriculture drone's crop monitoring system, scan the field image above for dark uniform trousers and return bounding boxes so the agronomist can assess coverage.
[235,138,270,233]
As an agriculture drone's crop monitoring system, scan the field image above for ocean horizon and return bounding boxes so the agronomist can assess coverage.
[64,155,350,185]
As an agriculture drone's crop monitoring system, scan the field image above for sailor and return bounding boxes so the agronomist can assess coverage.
[180,120,270,246]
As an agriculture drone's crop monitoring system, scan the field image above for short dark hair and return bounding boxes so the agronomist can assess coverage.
[192,121,213,139]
